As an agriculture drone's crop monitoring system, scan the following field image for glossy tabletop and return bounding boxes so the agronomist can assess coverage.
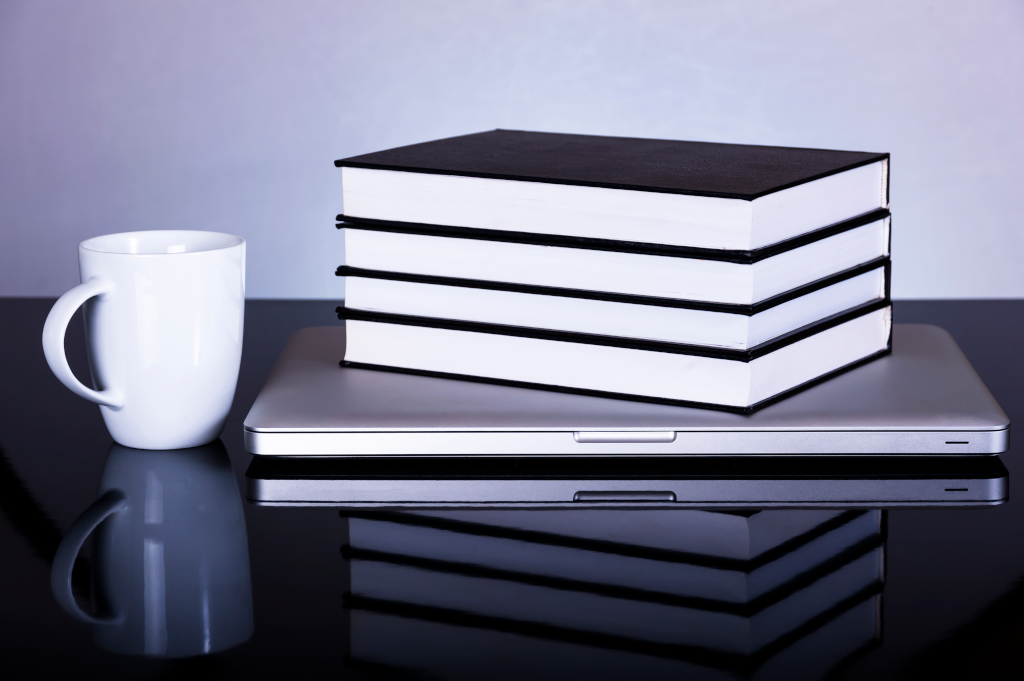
[2,298,1023,679]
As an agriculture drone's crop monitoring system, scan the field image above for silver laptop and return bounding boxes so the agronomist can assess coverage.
[243,324,1009,456]
[245,455,1008,507]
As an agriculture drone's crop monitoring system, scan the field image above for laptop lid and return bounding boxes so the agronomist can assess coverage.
[245,455,1008,508]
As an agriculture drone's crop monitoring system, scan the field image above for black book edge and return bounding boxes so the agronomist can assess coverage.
[336,257,890,316]
[334,131,890,201]
[336,208,891,264]
[337,298,891,362]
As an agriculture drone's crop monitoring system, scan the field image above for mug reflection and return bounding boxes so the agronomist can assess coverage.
[343,509,884,680]
[52,440,253,658]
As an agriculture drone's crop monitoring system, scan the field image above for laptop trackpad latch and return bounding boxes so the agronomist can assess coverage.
[573,431,676,444]
[574,491,677,502]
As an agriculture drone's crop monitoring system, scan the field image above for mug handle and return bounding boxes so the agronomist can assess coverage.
[51,489,128,624]
[42,277,124,409]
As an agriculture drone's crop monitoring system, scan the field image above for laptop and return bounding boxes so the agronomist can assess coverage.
[245,455,1009,507]
[243,324,1009,456]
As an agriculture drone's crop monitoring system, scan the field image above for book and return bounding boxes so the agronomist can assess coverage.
[339,303,892,412]
[407,508,844,560]
[345,551,882,654]
[338,258,888,351]
[338,209,889,306]
[335,129,889,252]
[348,596,880,681]
[343,510,885,673]
[345,510,880,604]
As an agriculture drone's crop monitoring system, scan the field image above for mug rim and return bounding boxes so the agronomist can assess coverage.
[80,230,245,256]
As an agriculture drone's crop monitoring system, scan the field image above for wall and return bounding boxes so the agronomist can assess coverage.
[1,0,1021,299]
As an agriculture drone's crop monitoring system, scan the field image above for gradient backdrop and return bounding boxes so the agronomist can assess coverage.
[1,0,1022,299]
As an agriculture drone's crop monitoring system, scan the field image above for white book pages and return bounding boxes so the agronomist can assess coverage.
[343,307,892,409]
[342,216,889,305]
[342,160,885,251]
[344,266,886,350]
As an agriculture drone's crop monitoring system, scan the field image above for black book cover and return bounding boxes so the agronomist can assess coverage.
[335,129,889,201]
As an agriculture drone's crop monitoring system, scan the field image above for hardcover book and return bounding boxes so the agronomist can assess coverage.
[335,129,889,252]
[345,510,880,603]
[338,210,889,306]
[339,302,893,412]
[349,600,880,681]
[338,258,889,351]
[343,509,884,678]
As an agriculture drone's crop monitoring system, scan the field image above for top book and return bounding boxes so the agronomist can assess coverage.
[336,129,889,253]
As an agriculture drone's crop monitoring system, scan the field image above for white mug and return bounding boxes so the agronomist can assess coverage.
[51,441,254,657]
[43,231,245,450]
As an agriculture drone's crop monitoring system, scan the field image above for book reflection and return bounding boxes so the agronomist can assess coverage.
[342,509,884,680]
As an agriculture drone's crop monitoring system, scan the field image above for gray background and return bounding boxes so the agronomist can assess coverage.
[1,0,1021,299]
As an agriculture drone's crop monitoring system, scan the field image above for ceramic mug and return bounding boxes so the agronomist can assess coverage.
[42,231,245,450]
[51,441,254,658]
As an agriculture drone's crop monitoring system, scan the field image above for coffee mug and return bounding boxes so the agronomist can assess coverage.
[42,231,245,450]
[51,441,253,657]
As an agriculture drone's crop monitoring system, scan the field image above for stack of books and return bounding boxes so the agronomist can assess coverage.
[335,130,892,412]
[342,509,885,679]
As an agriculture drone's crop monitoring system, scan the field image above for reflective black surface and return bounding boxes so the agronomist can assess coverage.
[2,299,1023,678]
